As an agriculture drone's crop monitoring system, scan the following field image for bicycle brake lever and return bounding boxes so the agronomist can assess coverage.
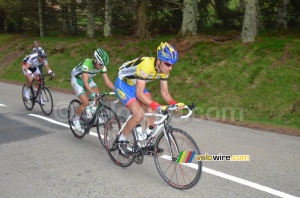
[159,105,170,115]
[188,102,196,110]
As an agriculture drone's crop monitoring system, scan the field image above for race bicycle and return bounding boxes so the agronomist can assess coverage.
[104,103,202,190]
[22,73,53,116]
[67,92,117,147]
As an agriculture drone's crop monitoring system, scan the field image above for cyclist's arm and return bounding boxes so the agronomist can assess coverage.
[82,73,94,94]
[160,80,175,104]
[24,62,31,72]
[44,64,50,73]
[44,63,54,75]
[102,73,114,91]
[136,79,152,106]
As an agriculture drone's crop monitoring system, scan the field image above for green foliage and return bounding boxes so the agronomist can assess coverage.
[0,33,300,129]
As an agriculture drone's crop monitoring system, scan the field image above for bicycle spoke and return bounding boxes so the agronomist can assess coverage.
[68,99,86,138]
[22,84,35,111]
[96,105,116,148]
[40,87,53,116]
[104,117,136,167]
[154,128,202,190]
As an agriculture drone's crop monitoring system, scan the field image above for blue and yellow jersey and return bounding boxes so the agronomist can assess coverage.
[118,57,168,86]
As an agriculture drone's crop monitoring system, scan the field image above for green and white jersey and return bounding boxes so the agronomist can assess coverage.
[71,58,107,78]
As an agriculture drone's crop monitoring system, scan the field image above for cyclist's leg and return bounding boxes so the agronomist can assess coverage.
[124,102,144,136]
[114,78,145,156]
[71,76,89,130]
[140,91,155,128]
[90,79,100,107]
[139,92,162,153]
[114,78,145,137]
[22,65,34,99]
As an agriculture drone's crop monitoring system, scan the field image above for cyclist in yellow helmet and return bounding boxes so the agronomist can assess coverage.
[114,42,184,157]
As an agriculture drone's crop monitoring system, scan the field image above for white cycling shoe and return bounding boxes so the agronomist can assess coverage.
[39,98,45,106]
[24,88,30,100]
[98,117,104,124]
[73,118,84,132]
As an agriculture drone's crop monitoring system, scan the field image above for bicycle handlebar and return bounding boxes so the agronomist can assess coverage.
[97,92,115,98]
[149,103,196,125]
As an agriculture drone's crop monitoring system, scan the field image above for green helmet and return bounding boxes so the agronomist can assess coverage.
[94,48,109,66]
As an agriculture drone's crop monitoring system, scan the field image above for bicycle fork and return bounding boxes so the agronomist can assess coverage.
[163,127,180,161]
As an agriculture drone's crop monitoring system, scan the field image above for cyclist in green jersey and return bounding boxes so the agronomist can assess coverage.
[71,48,114,132]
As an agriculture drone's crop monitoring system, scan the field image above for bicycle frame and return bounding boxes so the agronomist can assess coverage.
[30,74,52,100]
[117,105,194,157]
[82,92,116,129]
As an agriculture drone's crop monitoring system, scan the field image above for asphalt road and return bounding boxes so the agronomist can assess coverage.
[0,82,299,198]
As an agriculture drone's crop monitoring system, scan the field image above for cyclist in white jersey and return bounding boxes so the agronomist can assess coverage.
[70,48,114,132]
[22,49,55,102]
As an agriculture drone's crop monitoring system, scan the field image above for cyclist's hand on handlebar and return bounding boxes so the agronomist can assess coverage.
[150,101,161,110]
[169,100,185,110]
[48,70,55,77]
[175,102,185,111]
[90,92,97,100]
[159,105,167,110]
[176,103,185,107]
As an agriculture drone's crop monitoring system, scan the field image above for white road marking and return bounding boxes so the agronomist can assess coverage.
[0,103,8,107]
[29,114,299,198]
[28,114,98,137]
[160,156,297,198]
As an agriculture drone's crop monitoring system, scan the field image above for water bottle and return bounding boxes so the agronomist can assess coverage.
[135,124,144,141]
[144,125,154,140]
[85,106,92,119]
[91,106,97,116]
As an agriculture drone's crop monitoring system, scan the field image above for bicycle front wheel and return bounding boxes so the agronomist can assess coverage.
[104,116,136,167]
[68,99,86,139]
[154,128,202,190]
[39,87,53,116]
[22,84,35,111]
[96,105,117,147]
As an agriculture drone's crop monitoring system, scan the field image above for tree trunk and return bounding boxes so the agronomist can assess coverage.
[0,9,5,33]
[61,3,69,34]
[103,0,112,37]
[38,0,45,37]
[241,0,258,43]
[135,0,147,40]
[180,0,198,36]
[70,0,78,36]
[86,0,95,38]
[276,0,290,31]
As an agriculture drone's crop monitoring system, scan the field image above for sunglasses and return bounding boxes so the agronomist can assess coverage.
[164,62,173,67]
[96,61,104,66]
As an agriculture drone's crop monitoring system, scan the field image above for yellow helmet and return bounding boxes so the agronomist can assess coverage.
[157,42,178,64]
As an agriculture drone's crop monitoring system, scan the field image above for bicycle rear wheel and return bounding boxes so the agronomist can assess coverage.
[104,116,136,167]
[68,99,87,138]
[22,84,35,111]
[96,105,117,147]
[39,87,53,116]
[154,128,202,190]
